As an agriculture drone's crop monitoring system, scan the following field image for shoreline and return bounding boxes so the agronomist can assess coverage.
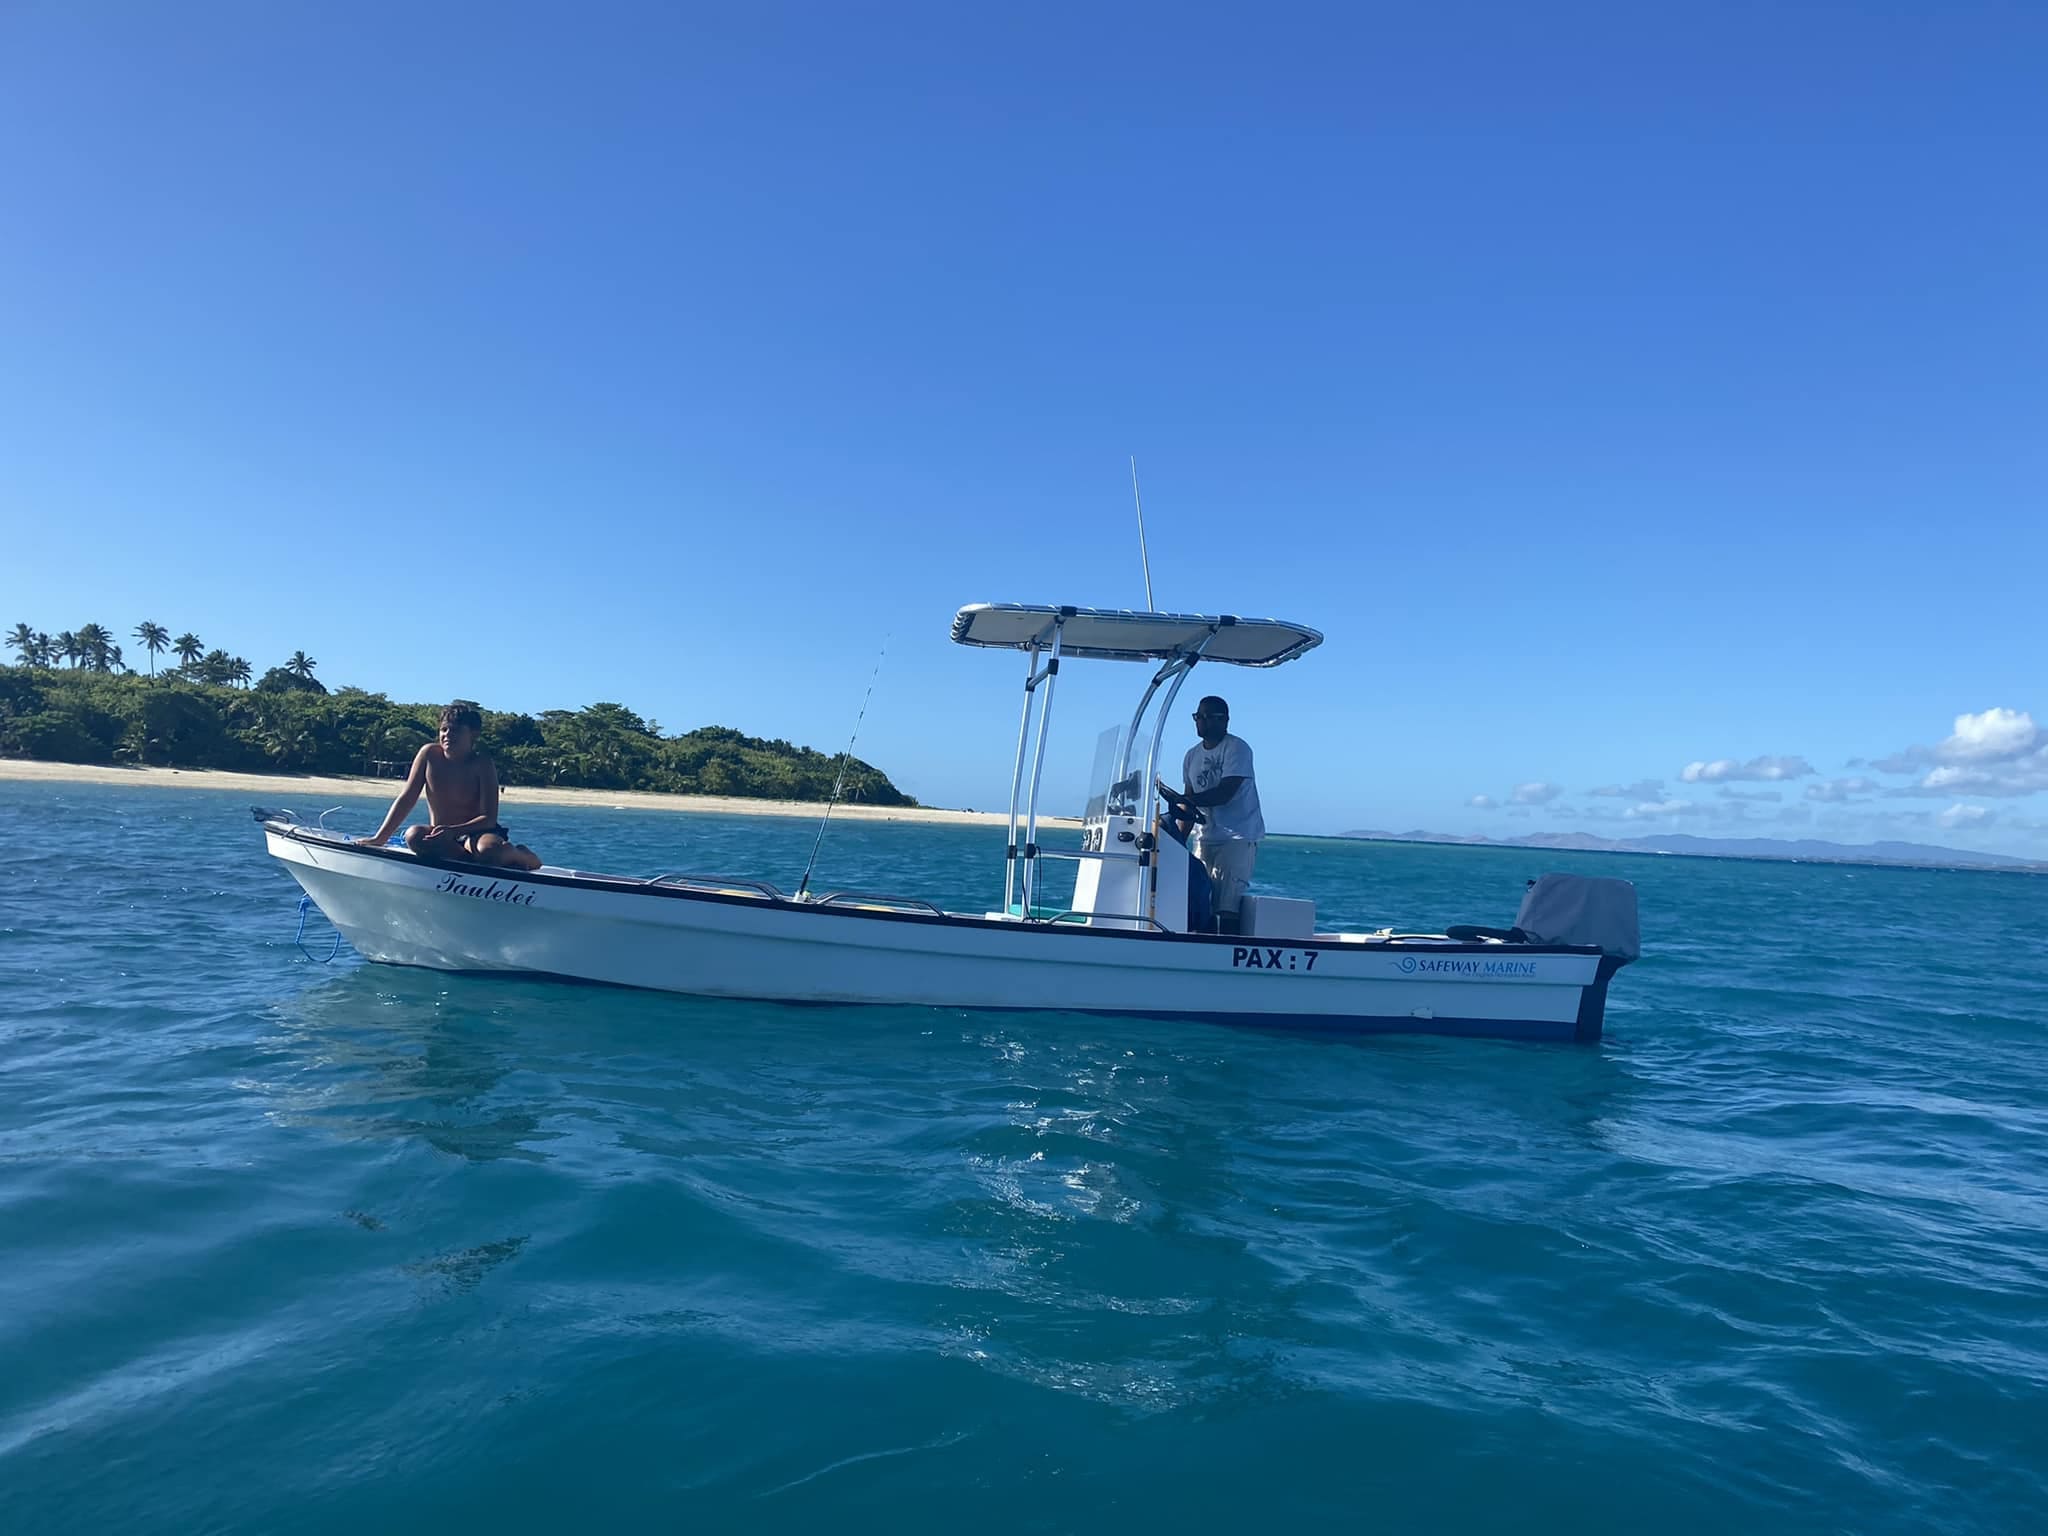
[0,759,1077,828]
[5,761,2032,872]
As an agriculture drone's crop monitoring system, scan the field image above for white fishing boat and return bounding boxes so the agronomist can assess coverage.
[260,604,1639,1041]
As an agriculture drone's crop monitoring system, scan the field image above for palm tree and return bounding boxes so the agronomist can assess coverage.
[6,623,32,666]
[134,621,170,677]
[261,724,317,769]
[229,656,253,688]
[173,632,203,670]
[76,622,113,672]
[31,632,53,668]
[56,631,80,668]
[285,650,318,681]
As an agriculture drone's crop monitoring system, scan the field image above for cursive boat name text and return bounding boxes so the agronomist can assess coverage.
[434,873,538,907]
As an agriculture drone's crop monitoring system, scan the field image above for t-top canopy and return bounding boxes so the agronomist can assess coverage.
[951,604,1323,667]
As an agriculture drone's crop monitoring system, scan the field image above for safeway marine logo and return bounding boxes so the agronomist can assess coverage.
[1397,955,1540,978]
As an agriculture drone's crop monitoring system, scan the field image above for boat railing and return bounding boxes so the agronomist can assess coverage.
[256,809,363,845]
[810,890,949,917]
[644,873,788,900]
[1032,848,1144,864]
[1038,909,1169,932]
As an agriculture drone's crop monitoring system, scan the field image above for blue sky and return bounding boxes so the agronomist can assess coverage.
[4,2,2044,851]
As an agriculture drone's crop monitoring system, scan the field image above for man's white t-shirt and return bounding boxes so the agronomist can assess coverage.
[1183,733,1264,844]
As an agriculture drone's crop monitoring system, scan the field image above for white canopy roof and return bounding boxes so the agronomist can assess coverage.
[951,604,1323,667]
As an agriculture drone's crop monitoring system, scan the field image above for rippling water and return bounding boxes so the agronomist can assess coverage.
[4,782,2044,1532]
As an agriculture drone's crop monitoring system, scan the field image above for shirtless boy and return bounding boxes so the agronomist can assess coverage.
[356,702,542,871]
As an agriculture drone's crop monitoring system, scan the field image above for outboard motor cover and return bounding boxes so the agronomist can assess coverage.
[1515,874,1640,962]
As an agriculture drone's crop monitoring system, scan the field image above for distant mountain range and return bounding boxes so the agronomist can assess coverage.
[1335,828,2043,871]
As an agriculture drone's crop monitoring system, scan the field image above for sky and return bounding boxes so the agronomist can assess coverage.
[3,2,2044,852]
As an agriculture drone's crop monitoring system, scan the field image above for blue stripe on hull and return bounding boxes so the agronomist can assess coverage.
[1065,1006,1590,1043]
[364,960,1611,1044]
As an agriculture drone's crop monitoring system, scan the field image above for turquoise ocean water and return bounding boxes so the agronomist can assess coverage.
[4,781,2045,1532]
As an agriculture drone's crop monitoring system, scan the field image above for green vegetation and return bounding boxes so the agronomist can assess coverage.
[1,623,914,805]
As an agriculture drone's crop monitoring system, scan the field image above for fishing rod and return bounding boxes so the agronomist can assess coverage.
[795,633,888,902]
[1130,455,1156,610]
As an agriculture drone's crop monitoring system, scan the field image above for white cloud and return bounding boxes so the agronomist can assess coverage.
[1623,798,1705,820]
[1940,708,2038,763]
[1872,708,2041,776]
[1588,778,1665,800]
[1681,755,1814,784]
[1718,788,1783,803]
[1883,754,2048,799]
[1922,766,1986,791]
[1805,776,1879,803]
[1937,803,1995,831]
[1512,781,1564,805]
[1466,793,1498,809]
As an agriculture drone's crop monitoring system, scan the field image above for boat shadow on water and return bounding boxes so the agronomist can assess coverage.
[247,964,1650,1425]
[256,965,600,1164]
[254,960,1640,1177]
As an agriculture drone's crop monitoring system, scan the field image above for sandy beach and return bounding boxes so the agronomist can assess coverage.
[0,759,1076,828]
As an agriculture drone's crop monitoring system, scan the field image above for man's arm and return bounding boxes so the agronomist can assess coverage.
[1160,776,1245,810]
[1159,738,1251,813]
[356,748,430,844]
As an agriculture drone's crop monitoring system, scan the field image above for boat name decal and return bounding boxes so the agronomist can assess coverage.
[1231,946,1319,972]
[435,873,539,907]
[1397,955,1539,977]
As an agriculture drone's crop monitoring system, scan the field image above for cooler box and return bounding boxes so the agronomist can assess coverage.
[1240,894,1315,940]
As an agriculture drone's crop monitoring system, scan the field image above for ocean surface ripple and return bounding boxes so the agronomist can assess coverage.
[3,783,2043,1532]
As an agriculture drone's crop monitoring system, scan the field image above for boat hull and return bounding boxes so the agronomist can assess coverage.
[266,830,1621,1042]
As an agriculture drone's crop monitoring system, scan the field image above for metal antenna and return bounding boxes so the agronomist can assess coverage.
[795,634,888,901]
[1130,455,1156,611]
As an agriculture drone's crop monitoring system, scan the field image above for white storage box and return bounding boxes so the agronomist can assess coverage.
[1240,894,1315,940]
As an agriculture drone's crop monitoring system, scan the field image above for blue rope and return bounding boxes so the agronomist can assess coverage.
[293,894,343,963]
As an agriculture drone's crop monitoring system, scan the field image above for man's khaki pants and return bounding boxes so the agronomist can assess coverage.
[1197,838,1257,919]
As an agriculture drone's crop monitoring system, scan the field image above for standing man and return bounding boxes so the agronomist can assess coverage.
[1158,695,1264,934]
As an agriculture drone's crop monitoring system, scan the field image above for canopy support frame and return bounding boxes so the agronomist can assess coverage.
[1001,642,1039,916]
[1003,609,1072,918]
[1019,622,1066,917]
